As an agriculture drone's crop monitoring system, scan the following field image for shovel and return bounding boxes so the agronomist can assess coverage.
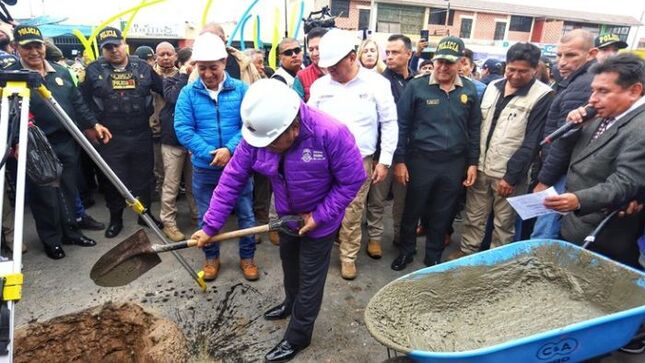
[90,215,303,287]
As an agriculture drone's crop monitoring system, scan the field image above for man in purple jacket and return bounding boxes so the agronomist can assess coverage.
[191,79,365,362]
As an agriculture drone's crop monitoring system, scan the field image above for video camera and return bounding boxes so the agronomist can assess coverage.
[303,6,336,34]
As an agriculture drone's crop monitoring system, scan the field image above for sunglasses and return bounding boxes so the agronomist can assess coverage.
[281,47,301,56]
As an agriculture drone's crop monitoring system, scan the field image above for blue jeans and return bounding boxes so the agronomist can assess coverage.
[192,166,256,260]
[75,194,85,220]
[531,176,566,239]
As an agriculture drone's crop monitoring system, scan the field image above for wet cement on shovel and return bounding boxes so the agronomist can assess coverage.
[14,302,188,363]
[365,245,645,353]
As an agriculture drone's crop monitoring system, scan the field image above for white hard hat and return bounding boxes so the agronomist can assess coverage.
[318,28,355,68]
[191,32,227,61]
[241,79,301,147]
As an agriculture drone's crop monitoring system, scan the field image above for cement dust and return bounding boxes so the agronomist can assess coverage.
[15,302,188,363]
[365,245,645,353]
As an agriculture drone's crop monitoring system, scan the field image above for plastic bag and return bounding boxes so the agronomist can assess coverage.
[26,122,62,186]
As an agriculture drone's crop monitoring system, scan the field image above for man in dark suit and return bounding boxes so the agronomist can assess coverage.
[543,53,645,269]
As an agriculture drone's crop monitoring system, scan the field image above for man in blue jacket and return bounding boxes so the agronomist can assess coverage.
[174,32,257,282]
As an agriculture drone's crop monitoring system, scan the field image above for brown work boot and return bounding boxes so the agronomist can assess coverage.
[202,258,220,281]
[240,259,259,281]
[163,225,186,242]
[341,261,357,280]
[269,231,280,246]
[366,240,382,259]
[445,249,467,262]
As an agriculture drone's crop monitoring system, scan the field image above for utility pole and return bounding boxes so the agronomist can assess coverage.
[284,0,289,38]
[445,0,451,34]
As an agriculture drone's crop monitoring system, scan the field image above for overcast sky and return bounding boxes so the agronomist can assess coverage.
[6,0,645,44]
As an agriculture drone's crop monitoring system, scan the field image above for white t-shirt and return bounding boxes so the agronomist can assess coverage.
[308,67,398,166]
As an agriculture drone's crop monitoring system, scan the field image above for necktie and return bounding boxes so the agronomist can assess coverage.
[591,118,615,141]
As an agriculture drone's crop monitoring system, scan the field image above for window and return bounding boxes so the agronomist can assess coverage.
[377,22,401,33]
[509,16,532,32]
[331,0,350,18]
[429,7,454,26]
[460,18,473,39]
[377,3,424,35]
[494,22,506,40]
[562,22,600,38]
[358,9,370,30]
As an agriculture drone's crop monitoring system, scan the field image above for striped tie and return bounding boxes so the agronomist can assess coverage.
[591,118,615,141]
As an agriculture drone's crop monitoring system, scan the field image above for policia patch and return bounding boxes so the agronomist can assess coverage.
[111,71,137,90]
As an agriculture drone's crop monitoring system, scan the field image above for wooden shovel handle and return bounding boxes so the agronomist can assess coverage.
[155,224,271,253]
[208,224,271,242]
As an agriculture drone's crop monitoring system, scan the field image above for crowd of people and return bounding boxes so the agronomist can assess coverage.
[0,17,644,361]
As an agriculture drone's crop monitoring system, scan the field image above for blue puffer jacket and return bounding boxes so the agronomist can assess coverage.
[174,73,248,169]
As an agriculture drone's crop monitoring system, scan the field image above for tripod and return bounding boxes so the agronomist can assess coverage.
[0,70,204,361]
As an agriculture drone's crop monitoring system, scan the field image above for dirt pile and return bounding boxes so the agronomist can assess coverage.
[15,302,188,363]
[365,245,645,353]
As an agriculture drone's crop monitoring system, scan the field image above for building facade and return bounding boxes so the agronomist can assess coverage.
[326,0,640,58]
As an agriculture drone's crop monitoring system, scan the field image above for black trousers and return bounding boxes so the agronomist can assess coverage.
[279,230,335,347]
[27,137,83,247]
[399,153,466,264]
[253,172,271,223]
[97,130,153,214]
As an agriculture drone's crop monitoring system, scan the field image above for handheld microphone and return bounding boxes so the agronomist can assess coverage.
[540,106,597,146]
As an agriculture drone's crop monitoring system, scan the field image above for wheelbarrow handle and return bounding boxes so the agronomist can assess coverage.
[582,209,619,249]
[152,215,304,253]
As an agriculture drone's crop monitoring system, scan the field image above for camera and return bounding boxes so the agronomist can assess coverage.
[303,6,336,34]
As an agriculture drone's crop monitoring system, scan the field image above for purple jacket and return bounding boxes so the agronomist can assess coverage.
[202,103,366,238]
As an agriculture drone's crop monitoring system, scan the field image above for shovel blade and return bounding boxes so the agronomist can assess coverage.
[90,229,162,287]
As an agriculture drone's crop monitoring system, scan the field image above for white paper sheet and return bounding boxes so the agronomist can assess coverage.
[507,187,564,220]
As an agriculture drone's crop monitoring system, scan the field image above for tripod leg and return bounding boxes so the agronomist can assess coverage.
[35,86,205,291]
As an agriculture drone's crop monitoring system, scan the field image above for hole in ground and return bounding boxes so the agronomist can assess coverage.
[15,302,188,363]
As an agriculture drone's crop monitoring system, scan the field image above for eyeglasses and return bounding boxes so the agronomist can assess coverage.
[281,47,301,56]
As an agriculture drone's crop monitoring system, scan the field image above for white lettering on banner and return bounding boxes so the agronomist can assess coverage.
[128,23,182,39]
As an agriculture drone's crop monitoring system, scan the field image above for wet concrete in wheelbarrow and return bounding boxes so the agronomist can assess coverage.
[366,245,645,353]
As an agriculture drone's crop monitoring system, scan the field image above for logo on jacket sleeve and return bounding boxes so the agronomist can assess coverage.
[301,148,326,162]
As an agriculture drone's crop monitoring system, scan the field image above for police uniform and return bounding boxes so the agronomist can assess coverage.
[10,25,98,258]
[81,27,163,236]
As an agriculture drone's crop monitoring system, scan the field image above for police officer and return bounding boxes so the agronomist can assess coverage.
[81,27,164,238]
[9,25,112,259]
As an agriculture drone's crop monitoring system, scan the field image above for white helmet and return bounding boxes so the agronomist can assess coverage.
[318,28,355,68]
[191,32,228,62]
[241,79,301,147]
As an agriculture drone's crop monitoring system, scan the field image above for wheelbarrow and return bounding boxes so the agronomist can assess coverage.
[365,239,645,362]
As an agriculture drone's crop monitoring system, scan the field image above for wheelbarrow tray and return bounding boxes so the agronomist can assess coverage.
[365,239,645,362]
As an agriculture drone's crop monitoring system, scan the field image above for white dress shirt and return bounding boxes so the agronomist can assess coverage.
[308,66,398,166]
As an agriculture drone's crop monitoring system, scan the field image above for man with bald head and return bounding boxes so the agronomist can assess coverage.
[151,42,197,241]
[198,22,261,84]
[148,42,177,203]
[531,29,598,239]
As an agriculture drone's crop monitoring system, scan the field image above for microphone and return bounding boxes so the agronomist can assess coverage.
[540,106,597,146]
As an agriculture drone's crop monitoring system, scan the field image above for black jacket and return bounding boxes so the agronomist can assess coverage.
[8,61,97,143]
[81,56,163,132]
[160,72,189,146]
[538,60,595,185]
[395,74,481,165]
